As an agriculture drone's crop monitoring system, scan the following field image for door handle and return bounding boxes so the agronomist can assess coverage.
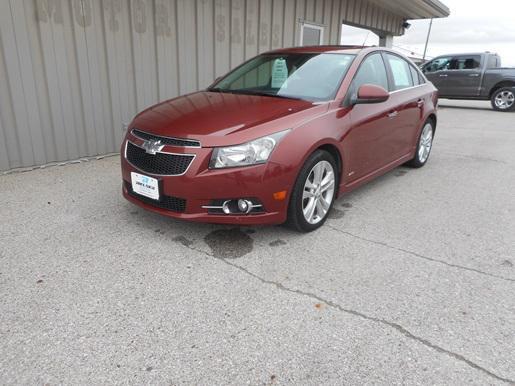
[387,111,398,118]
[469,73,480,77]
[417,99,425,108]
[439,74,448,77]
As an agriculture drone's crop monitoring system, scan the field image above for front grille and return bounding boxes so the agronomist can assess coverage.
[131,129,200,147]
[126,141,194,175]
[125,182,186,212]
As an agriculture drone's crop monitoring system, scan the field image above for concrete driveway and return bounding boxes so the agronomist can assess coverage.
[1,100,514,385]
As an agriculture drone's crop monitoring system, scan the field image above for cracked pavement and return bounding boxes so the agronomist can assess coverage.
[1,100,514,384]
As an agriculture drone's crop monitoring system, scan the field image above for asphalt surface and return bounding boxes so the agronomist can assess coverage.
[1,100,514,385]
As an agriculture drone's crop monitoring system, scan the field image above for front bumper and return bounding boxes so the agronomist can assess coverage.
[120,138,293,225]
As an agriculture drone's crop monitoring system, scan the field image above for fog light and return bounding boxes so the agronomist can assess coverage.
[222,200,232,214]
[238,199,251,213]
[202,198,264,215]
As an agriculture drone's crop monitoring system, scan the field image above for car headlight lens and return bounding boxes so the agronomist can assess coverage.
[209,131,289,169]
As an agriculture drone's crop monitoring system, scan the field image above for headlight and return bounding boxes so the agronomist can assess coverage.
[209,130,289,169]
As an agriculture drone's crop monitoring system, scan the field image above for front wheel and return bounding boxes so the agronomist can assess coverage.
[286,150,338,232]
[491,87,515,112]
[406,120,434,168]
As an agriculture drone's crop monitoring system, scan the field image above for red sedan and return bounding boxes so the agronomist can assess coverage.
[121,46,437,232]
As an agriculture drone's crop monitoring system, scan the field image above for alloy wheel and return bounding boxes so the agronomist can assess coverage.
[302,160,335,224]
[418,123,433,163]
[494,90,515,110]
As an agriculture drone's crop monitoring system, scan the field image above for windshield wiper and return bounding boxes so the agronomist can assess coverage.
[255,92,304,100]
[228,89,305,100]
[208,88,305,101]
[208,87,229,93]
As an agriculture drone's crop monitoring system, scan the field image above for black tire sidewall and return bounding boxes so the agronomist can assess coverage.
[287,150,339,232]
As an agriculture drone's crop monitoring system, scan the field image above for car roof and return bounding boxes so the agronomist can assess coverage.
[266,45,366,55]
[265,45,412,59]
[432,52,499,58]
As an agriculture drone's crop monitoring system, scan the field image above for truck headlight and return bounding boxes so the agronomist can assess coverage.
[209,130,289,169]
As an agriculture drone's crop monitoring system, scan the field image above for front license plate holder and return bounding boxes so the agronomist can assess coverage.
[131,172,160,201]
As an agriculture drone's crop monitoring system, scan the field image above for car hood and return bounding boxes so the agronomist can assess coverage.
[130,91,321,147]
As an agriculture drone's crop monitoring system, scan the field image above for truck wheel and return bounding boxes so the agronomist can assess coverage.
[491,87,515,112]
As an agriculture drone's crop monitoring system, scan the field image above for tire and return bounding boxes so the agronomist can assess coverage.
[490,87,515,112]
[406,119,434,168]
[286,150,338,232]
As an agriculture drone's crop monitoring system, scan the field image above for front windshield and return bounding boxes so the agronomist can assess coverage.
[209,53,355,102]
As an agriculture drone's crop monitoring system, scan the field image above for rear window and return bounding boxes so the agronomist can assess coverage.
[487,55,500,68]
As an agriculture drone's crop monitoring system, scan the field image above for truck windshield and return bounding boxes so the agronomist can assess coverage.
[209,53,355,102]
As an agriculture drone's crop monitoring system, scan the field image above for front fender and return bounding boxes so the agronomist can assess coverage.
[264,106,350,199]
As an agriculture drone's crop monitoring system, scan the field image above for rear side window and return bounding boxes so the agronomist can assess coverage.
[410,65,420,86]
[352,53,389,91]
[386,54,413,91]
[449,56,481,70]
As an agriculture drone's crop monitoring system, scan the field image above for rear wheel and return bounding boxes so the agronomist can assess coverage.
[286,150,338,232]
[406,120,434,168]
[491,87,515,112]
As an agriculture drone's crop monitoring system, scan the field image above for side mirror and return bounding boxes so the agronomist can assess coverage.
[353,84,389,104]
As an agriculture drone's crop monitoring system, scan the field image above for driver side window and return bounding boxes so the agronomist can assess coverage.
[352,53,389,92]
[424,57,451,73]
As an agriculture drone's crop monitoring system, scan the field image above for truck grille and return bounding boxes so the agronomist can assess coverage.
[126,141,194,175]
[125,182,186,212]
[131,129,200,147]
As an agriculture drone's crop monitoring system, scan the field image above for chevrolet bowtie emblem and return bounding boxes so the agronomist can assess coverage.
[141,139,164,155]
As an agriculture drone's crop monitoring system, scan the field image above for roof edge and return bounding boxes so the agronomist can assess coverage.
[423,0,450,17]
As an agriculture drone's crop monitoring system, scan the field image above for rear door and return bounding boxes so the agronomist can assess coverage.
[383,53,423,161]
[444,55,483,97]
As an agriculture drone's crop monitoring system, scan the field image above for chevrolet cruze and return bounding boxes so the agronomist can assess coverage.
[121,46,438,232]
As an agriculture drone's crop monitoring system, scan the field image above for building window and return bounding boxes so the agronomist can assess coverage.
[300,22,324,46]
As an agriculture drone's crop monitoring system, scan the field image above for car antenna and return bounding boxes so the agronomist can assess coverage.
[361,31,370,48]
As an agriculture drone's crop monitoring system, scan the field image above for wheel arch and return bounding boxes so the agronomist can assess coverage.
[312,143,343,184]
[285,142,343,232]
[426,113,437,133]
[489,81,515,99]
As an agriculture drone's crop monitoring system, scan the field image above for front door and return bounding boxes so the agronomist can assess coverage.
[344,53,395,180]
[423,56,453,96]
[347,102,401,181]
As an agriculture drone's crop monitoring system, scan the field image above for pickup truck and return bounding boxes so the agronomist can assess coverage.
[421,52,515,111]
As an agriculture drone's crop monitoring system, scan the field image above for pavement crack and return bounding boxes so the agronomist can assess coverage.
[178,239,514,384]
[327,225,515,283]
